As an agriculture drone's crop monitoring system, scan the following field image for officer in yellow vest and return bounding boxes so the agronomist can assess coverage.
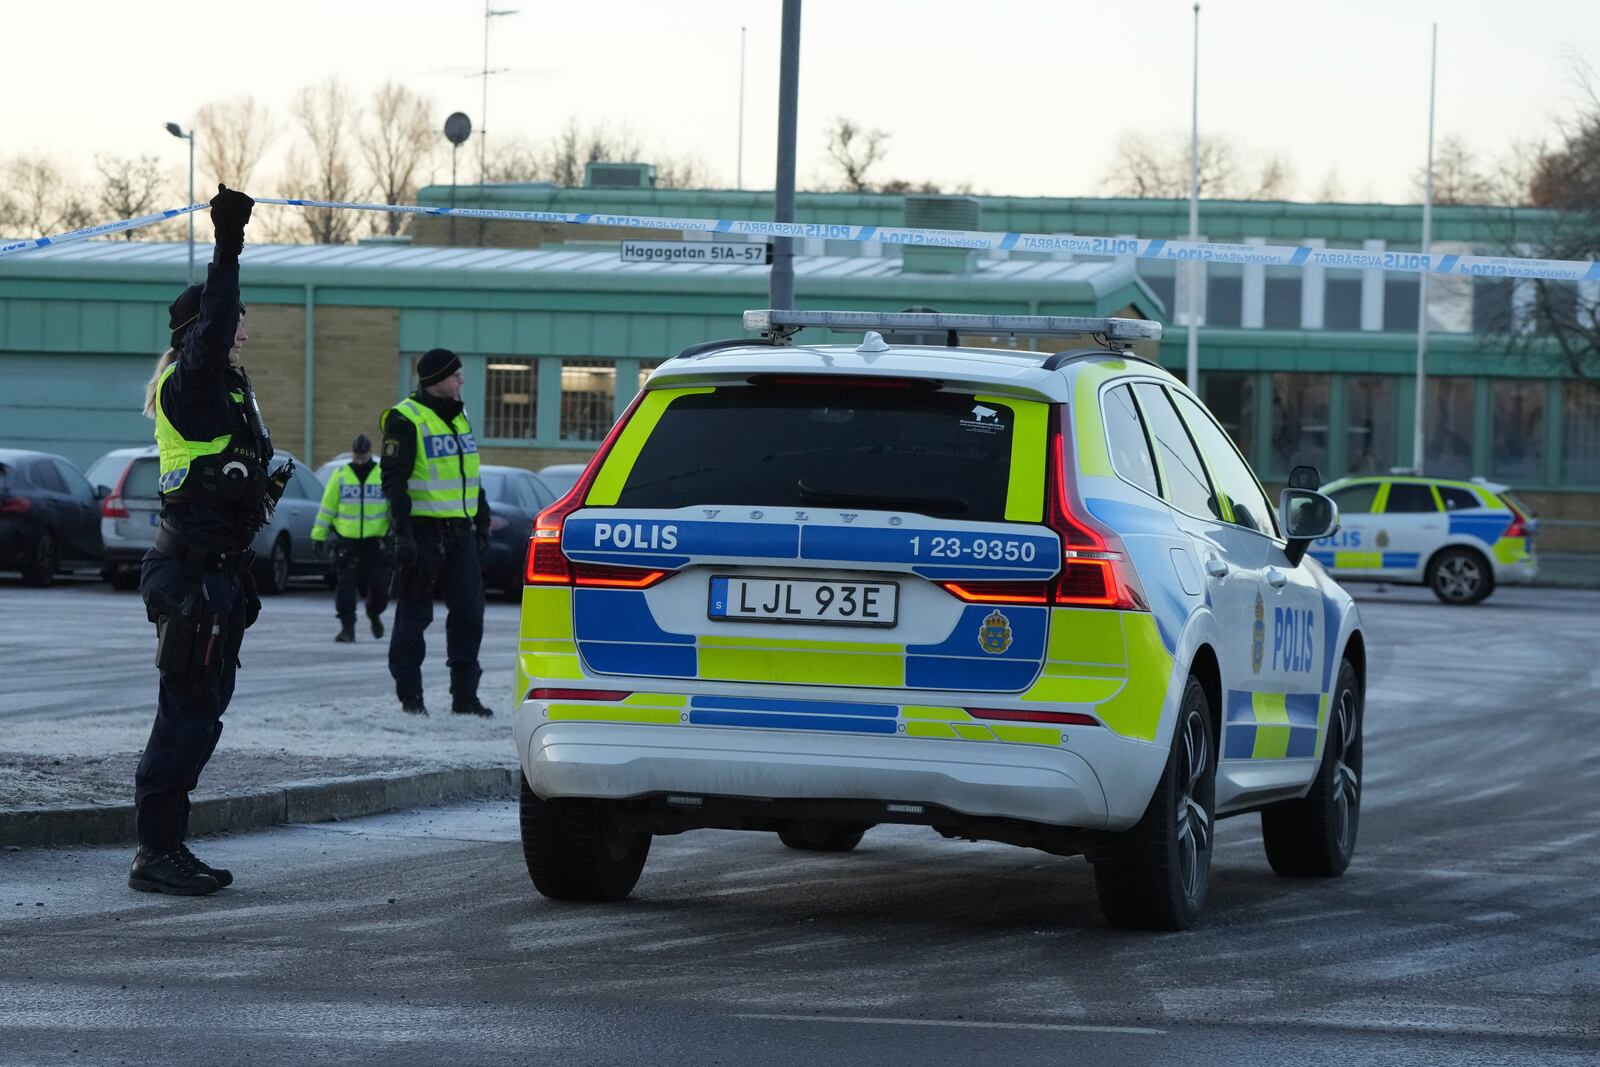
[380,348,494,717]
[132,185,291,896]
[312,433,391,643]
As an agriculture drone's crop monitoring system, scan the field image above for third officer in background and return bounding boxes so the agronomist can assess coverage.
[381,348,494,718]
[312,433,390,643]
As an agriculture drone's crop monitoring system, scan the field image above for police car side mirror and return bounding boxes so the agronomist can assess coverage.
[1280,488,1340,566]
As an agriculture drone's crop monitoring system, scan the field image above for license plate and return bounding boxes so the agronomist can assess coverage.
[709,576,898,627]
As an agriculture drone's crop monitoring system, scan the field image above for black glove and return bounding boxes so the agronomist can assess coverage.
[476,526,491,554]
[314,539,329,560]
[210,184,254,257]
[394,530,418,570]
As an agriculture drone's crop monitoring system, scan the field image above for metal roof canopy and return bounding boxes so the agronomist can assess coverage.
[743,308,1163,351]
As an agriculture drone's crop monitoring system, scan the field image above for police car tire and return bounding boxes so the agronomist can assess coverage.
[20,529,57,587]
[1261,659,1362,878]
[519,777,650,902]
[1426,547,1494,605]
[1091,676,1216,932]
[777,821,870,852]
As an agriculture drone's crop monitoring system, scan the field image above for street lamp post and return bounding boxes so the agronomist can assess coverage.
[164,122,195,285]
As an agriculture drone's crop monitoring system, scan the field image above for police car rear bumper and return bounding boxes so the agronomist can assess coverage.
[514,711,1112,829]
[1498,558,1537,583]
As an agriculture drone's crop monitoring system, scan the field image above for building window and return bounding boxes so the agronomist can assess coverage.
[1491,381,1544,482]
[1269,374,1330,478]
[1263,276,1302,329]
[1563,381,1600,486]
[1202,372,1256,463]
[1345,377,1398,476]
[1325,278,1363,331]
[1473,279,1512,335]
[484,360,537,439]
[1384,279,1419,332]
[561,359,617,441]
[1425,376,1476,479]
[1205,275,1243,328]
[1145,275,1176,317]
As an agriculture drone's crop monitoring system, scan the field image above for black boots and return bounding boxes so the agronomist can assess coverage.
[128,847,220,896]
[400,695,428,716]
[452,696,495,718]
[180,844,233,888]
[369,611,385,639]
[335,623,355,643]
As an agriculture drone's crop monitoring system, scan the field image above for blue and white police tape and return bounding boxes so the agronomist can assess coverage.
[5,194,1598,283]
[0,203,208,257]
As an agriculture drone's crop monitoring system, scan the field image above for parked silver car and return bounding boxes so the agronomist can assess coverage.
[94,445,325,594]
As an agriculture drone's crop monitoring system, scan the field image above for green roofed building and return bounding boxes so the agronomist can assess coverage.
[1,182,1597,550]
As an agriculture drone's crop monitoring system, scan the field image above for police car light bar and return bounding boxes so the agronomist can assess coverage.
[742,309,1163,348]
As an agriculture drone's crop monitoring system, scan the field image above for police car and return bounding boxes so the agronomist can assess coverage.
[1314,475,1538,604]
[511,309,1365,930]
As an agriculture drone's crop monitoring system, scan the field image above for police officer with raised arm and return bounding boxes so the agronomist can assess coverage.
[381,348,494,717]
[312,433,391,643]
[132,185,290,895]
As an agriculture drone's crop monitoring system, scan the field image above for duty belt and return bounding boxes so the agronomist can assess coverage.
[155,524,256,574]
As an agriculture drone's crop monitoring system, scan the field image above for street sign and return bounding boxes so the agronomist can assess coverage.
[620,240,773,265]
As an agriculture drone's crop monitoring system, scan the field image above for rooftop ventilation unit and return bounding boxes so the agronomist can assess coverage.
[584,162,658,189]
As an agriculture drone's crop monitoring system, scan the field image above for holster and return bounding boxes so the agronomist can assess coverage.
[152,526,256,689]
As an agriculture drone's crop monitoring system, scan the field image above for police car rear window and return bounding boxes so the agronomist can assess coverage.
[612,385,1019,521]
[122,458,162,500]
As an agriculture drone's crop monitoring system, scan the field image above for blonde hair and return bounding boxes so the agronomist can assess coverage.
[143,349,178,418]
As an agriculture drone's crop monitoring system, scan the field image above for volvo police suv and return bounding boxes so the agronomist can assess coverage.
[1315,475,1537,604]
[512,310,1365,930]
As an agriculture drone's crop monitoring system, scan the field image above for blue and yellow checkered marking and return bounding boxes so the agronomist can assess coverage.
[1223,690,1323,760]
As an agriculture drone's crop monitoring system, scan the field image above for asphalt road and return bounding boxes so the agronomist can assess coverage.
[0,575,523,721]
[1,584,1598,1064]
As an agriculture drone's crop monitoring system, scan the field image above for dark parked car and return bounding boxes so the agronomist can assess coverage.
[0,449,105,585]
[480,465,557,598]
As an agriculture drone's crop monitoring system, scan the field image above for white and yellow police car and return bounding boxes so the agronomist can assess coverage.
[1314,475,1538,604]
[511,309,1366,930]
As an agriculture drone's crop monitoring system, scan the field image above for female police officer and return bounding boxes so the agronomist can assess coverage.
[130,185,288,895]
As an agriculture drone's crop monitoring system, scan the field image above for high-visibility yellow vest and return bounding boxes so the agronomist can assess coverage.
[384,397,480,519]
[312,463,390,541]
[152,361,263,498]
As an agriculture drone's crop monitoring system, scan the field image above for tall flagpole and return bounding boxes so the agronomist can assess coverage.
[1413,24,1437,474]
[1186,3,1201,390]
[738,26,747,189]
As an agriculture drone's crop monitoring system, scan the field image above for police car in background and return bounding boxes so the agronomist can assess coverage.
[511,309,1365,931]
[1314,475,1537,604]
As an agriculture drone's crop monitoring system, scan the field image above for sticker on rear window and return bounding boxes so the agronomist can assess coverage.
[960,404,1006,434]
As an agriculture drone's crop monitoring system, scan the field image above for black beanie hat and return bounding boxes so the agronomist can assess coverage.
[167,284,245,351]
[417,347,462,387]
[352,433,372,454]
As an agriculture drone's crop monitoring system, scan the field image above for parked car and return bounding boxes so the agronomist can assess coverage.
[537,463,586,500]
[480,465,557,597]
[96,445,326,594]
[0,449,105,585]
[1314,475,1538,604]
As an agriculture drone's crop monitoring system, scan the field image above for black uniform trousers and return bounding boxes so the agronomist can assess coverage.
[134,551,247,851]
[388,518,484,703]
[334,536,390,626]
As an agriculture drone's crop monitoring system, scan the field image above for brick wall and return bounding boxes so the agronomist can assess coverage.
[240,304,306,459]
[311,306,399,465]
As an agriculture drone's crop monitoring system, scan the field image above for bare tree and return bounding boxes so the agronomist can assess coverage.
[0,155,92,237]
[823,117,890,193]
[654,153,714,190]
[92,154,178,239]
[1098,131,1293,200]
[1411,135,1500,205]
[284,79,362,244]
[1311,168,1347,203]
[359,82,435,235]
[193,96,275,190]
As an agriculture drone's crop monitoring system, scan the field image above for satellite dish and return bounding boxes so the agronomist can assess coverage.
[444,112,472,146]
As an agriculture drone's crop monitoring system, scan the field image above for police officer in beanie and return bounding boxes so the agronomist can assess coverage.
[380,348,494,717]
[131,185,290,895]
[312,433,391,642]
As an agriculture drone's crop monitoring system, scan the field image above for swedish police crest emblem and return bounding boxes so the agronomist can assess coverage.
[979,610,1013,655]
[1251,592,1265,674]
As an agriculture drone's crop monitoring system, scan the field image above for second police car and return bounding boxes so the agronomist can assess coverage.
[1314,475,1537,604]
[511,310,1366,930]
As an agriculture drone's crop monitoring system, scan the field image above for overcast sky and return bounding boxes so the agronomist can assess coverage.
[5,0,1597,205]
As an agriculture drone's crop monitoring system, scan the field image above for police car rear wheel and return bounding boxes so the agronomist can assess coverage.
[20,529,57,587]
[777,821,870,852]
[257,536,292,596]
[1261,659,1362,877]
[1428,547,1493,605]
[1091,676,1216,931]
[519,777,650,902]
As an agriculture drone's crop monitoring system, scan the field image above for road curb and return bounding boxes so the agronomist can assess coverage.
[0,765,520,849]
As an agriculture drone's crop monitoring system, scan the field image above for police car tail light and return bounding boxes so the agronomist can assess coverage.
[1046,417,1147,612]
[1504,503,1529,539]
[529,688,632,701]
[526,391,651,588]
[101,463,133,519]
[939,581,1048,604]
[967,707,1102,727]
